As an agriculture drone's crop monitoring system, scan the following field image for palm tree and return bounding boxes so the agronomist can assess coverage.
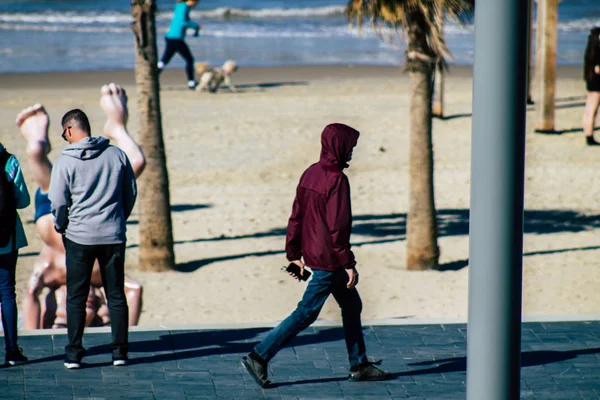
[131,0,176,271]
[534,0,558,132]
[346,0,473,270]
[432,11,445,118]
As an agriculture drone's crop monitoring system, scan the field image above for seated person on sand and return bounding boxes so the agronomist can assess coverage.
[16,83,146,329]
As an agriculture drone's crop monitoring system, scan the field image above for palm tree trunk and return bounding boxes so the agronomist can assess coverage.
[131,0,176,271]
[534,0,543,93]
[432,13,445,118]
[432,61,445,118]
[526,0,534,105]
[404,17,440,271]
[535,0,558,132]
[406,60,440,271]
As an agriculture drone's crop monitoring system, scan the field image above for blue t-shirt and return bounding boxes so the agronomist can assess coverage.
[165,2,199,40]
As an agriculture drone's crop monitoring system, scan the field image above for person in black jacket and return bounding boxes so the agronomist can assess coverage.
[584,27,600,145]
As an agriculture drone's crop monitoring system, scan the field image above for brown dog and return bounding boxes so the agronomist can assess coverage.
[195,60,238,93]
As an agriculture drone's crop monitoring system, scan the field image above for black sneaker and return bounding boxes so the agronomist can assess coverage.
[587,136,600,146]
[5,348,28,366]
[113,356,128,366]
[348,360,390,381]
[241,352,271,388]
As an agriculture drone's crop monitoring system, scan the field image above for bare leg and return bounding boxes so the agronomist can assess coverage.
[16,104,60,330]
[583,91,600,138]
[22,245,63,330]
[125,275,143,326]
[52,286,68,329]
[101,83,145,326]
[100,83,146,177]
[22,259,47,330]
[15,104,52,192]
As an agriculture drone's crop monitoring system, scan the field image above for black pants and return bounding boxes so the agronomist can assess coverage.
[63,238,128,362]
[160,38,195,82]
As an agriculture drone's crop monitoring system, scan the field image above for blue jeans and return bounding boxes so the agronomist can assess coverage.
[0,251,19,351]
[254,269,368,367]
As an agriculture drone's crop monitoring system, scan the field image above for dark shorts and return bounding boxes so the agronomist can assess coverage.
[34,188,52,222]
[587,76,600,92]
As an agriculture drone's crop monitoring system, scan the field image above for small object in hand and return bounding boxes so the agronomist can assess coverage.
[282,263,311,281]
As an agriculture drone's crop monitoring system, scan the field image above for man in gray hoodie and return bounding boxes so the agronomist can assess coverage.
[50,109,137,369]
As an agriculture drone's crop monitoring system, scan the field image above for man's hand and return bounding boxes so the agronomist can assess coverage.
[346,268,359,289]
[291,259,305,281]
[595,65,600,74]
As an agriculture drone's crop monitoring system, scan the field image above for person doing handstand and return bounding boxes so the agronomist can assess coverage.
[17,83,145,330]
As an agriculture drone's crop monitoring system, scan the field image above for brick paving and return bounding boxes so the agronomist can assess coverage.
[1,320,599,399]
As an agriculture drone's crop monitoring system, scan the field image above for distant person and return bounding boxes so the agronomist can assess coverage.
[584,27,600,146]
[16,85,144,331]
[241,123,390,388]
[158,0,201,90]
[49,94,137,369]
[0,142,30,366]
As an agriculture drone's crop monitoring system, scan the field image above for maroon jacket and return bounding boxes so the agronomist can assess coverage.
[285,123,359,271]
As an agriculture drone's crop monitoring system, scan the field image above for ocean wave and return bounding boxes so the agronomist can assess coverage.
[0,21,369,38]
[0,12,136,25]
[195,6,345,19]
[0,6,345,24]
[0,23,128,33]
[0,8,598,36]
[556,17,600,32]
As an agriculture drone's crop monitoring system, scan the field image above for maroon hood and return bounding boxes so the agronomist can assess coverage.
[319,123,360,169]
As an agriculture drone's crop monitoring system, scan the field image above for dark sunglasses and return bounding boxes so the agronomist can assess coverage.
[61,126,71,142]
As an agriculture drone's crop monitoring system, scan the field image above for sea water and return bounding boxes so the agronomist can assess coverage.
[0,0,598,73]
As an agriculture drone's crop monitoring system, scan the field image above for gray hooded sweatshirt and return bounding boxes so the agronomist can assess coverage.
[49,136,137,245]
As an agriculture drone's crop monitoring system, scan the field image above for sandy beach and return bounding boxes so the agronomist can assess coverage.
[0,64,598,327]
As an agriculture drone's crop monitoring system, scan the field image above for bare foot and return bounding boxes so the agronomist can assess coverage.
[100,83,146,177]
[100,83,129,139]
[15,104,51,156]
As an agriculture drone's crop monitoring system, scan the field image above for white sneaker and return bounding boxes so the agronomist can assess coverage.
[64,361,81,369]
[113,358,128,366]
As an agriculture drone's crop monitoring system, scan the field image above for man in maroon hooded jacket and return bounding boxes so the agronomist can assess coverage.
[242,123,389,388]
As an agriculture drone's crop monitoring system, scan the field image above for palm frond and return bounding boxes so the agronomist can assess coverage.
[345,0,474,66]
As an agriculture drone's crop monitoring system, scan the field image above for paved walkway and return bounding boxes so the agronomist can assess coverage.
[1,320,599,399]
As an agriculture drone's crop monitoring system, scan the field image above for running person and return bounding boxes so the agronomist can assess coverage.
[158,0,201,89]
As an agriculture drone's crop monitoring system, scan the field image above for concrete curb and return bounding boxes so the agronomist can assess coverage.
[15,314,600,336]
